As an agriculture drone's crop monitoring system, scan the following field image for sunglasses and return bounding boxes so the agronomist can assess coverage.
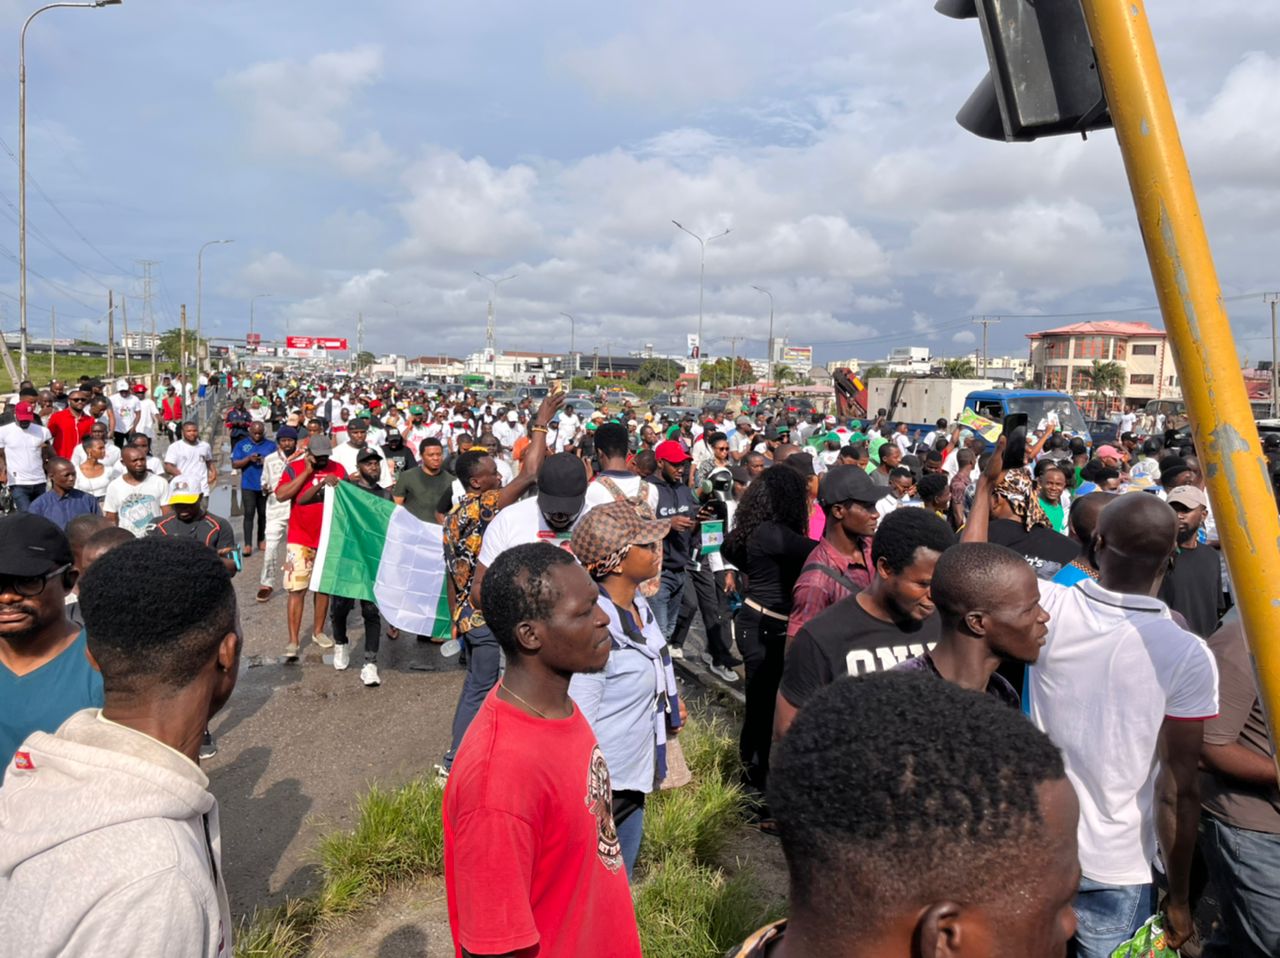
[1,563,71,598]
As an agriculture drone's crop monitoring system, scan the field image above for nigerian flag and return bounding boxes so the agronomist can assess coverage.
[313,481,452,639]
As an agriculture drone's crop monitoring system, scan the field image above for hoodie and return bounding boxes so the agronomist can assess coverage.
[0,709,231,957]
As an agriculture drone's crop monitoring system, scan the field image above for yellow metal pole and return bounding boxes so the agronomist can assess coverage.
[1081,0,1280,753]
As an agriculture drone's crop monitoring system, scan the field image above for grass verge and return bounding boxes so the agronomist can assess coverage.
[233,713,780,958]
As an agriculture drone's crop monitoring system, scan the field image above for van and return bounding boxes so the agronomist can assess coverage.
[963,390,1093,445]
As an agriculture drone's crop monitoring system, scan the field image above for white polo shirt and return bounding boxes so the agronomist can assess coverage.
[0,422,51,485]
[1029,579,1218,885]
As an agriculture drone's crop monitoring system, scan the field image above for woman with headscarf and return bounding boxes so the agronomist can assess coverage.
[569,499,684,879]
[983,467,1078,580]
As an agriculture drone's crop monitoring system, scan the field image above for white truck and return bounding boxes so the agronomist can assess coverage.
[865,377,995,426]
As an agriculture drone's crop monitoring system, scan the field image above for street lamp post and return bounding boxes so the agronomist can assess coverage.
[559,311,576,375]
[249,293,271,336]
[18,0,122,380]
[196,238,233,368]
[751,285,774,384]
[672,220,730,390]
[473,271,516,386]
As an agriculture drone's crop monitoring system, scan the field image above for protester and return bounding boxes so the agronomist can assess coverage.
[28,456,101,529]
[393,437,452,524]
[896,541,1048,707]
[0,400,52,511]
[583,422,659,512]
[984,466,1078,578]
[722,466,814,807]
[647,440,699,652]
[148,479,237,576]
[45,387,93,460]
[275,434,346,660]
[1052,491,1113,585]
[73,436,119,504]
[231,420,277,557]
[0,537,238,956]
[733,671,1079,957]
[163,422,216,502]
[1158,484,1225,638]
[777,507,954,738]
[438,393,559,776]
[257,425,299,603]
[567,500,683,877]
[108,378,141,448]
[0,513,102,777]
[444,543,641,958]
[330,451,391,686]
[102,446,169,537]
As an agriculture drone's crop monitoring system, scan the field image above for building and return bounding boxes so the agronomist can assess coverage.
[1026,321,1181,410]
[121,331,160,351]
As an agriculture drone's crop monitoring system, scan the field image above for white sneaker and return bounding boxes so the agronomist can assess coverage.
[668,647,684,659]
[709,662,740,683]
[333,644,350,671]
[361,662,381,686]
[312,631,334,649]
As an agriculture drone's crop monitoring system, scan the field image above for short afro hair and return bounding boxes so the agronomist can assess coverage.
[79,537,237,697]
[870,507,954,574]
[481,542,580,656]
[930,542,1032,627]
[593,422,630,460]
[454,449,490,487]
[916,473,949,504]
[418,436,443,456]
[769,671,1065,936]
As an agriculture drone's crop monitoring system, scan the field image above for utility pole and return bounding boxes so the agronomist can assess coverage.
[120,295,130,377]
[48,305,54,379]
[356,311,364,365]
[106,290,115,379]
[725,335,745,389]
[592,347,599,379]
[672,220,731,391]
[972,316,1000,377]
[139,260,158,377]
[179,304,187,389]
[1267,293,1279,417]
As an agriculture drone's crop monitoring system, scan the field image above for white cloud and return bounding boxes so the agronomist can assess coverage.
[952,330,977,347]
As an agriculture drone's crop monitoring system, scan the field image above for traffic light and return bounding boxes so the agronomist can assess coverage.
[937,0,1112,141]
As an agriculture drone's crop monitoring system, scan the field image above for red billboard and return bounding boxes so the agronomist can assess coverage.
[285,336,349,350]
[246,333,262,346]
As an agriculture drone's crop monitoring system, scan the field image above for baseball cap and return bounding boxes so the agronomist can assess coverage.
[537,453,589,516]
[784,452,816,477]
[0,513,73,575]
[1159,456,1191,484]
[818,464,881,507]
[571,500,671,569]
[1095,444,1122,461]
[507,410,519,422]
[168,478,202,505]
[115,379,129,392]
[308,435,334,456]
[409,405,425,415]
[276,426,299,440]
[765,422,790,441]
[655,440,692,464]
[356,448,382,464]
[1166,485,1208,510]
[13,401,34,423]
[735,415,752,427]
[132,383,147,394]
[729,465,751,484]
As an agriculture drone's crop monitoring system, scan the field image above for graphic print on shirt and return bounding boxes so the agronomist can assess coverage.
[585,744,623,873]
[846,641,936,676]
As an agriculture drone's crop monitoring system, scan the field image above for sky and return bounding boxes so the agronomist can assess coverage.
[1,0,1278,367]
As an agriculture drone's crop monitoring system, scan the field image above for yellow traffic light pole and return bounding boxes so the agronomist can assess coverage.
[1080,0,1280,760]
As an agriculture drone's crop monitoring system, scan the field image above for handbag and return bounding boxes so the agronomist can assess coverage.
[659,735,692,790]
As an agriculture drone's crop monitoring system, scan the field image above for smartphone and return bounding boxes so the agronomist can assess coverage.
[1001,413,1028,470]
[232,549,243,572]
[551,379,565,397]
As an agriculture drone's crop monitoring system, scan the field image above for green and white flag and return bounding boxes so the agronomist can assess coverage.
[313,481,452,639]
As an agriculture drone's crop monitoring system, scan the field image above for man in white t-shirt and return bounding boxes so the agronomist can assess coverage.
[1027,494,1216,957]
[1117,407,1138,436]
[103,445,170,537]
[0,402,52,511]
[493,410,523,453]
[108,380,141,446]
[582,422,659,513]
[553,410,581,454]
[162,422,216,498]
[132,385,159,442]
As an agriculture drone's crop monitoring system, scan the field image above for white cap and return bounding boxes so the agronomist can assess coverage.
[507,411,518,422]
[116,378,128,392]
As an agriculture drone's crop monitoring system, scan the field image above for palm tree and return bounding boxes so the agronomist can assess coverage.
[941,357,976,378]
[1089,359,1126,415]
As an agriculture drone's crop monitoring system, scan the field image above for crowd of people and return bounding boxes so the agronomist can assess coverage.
[0,367,1277,958]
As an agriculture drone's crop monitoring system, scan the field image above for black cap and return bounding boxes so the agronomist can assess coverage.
[356,448,382,464]
[765,422,790,441]
[537,452,589,516]
[0,513,73,575]
[818,465,881,507]
[1159,456,1191,485]
[729,465,751,484]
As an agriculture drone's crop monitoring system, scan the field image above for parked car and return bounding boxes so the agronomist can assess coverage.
[703,396,731,416]
[565,398,597,417]
[1087,419,1121,445]
[515,385,551,402]
[566,389,594,401]
[657,405,702,423]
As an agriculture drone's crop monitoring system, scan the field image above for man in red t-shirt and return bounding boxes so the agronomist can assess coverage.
[46,388,94,459]
[444,543,641,958]
[274,434,346,661]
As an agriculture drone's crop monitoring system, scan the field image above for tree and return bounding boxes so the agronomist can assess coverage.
[772,364,795,386]
[354,351,376,371]
[156,328,205,366]
[940,357,976,378]
[635,357,684,385]
[703,356,755,391]
[1088,359,1126,413]
[863,364,888,380]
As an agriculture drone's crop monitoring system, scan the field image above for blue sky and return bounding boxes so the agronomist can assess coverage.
[2,0,1279,366]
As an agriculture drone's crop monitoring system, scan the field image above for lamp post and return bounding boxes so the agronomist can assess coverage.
[19,0,122,380]
[751,284,774,383]
[559,311,576,374]
[474,270,516,386]
[672,220,730,390]
[196,238,232,369]
[249,293,271,336]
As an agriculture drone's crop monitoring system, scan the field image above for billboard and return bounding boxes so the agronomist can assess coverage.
[246,333,262,347]
[286,336,349,350]
[687,334,701,359]
[780,345,813,369]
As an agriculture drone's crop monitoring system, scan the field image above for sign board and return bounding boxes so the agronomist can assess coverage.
[781,345,813,369]
[687,334,701,359]
[246,333,262,346]
[286,336,349,351]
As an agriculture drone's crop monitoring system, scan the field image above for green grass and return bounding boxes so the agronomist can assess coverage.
[232,713,778,958]
[1,354,176,391]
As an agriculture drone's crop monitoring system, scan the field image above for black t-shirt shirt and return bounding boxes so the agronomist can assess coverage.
[381,442,417,475]
[780,594,941,708]
[1159,543,1224,638]
[988,518,1079,579]
[730,520,815,614]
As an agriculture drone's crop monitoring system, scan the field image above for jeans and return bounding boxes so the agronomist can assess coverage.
[331,596,381,661]
[1200,813,1280,958]
[242,488,267,548]
[259,512,288,588]
[651,569,687,641]
[736,605,788,794]
[1070,876,1154,958]
[687,567,737,666]
[442,625,502,770]
[9,482,47,512]
[616,803,645,880]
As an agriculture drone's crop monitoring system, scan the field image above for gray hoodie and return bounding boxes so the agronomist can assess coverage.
[0,709,231,958]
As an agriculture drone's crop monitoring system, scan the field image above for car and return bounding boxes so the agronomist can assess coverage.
[783,397,816,416]
[650,392,674,406]
[565,398,597,417]
[1086,419,1121,445]
[703,396,731,416]
[656,405,702,423]
[565,389,594,401]
[515,385,551,402]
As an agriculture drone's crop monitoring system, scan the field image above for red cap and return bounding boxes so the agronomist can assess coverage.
[655,440,691,464]
[13,401,34,422]
[132,384,147,394]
